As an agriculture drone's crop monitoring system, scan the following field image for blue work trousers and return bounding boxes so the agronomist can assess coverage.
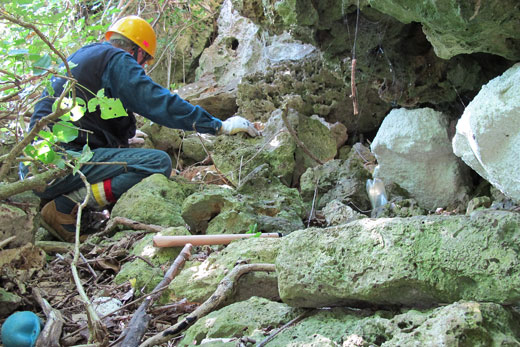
[37,147,172,201]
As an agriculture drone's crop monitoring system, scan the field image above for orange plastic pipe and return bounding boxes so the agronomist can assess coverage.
[153,233,281,247]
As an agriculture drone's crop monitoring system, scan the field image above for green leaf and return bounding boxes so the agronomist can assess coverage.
[38,130,56,143]
[32,54,52,75]
[55,158,66,169]
[54,97,86,121]
[24,144,37,158]
[35,143,56,164]
[88,89,128,120]
[79,144,93,163]
[246,223,258,234]
[52,121,78,142]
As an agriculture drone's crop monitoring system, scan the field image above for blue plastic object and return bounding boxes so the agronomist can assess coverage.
[1,311,41,347]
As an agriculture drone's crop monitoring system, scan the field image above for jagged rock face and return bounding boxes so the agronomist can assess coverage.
[299,154,373,212]
[371,107,471,210]
[277,210,520,308]
[453,63,520,203]
[188,0,514,144]
[178,298,520,346]
[366,0,520,60]
[148,0,223,87]
[237,53,390,132]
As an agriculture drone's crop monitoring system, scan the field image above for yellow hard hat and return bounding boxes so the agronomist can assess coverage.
[105,15,156,58]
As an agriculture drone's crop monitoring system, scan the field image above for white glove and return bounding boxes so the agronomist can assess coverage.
[128,130,148,145]
[220,116,260,137]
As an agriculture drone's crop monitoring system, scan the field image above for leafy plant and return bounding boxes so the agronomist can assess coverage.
[246,223,261,237]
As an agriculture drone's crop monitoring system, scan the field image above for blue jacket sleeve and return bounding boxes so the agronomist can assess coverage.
[102,53,222,134]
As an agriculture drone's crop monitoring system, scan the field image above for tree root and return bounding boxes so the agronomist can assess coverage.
[139,263,276,347]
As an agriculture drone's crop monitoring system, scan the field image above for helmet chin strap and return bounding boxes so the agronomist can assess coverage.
[132,45,147,65]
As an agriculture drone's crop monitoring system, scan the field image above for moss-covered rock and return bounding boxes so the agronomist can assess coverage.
[277,210,520,307]
[129,226,191,266]
[179,296,302,346]
[113,227,191,303]
[169,237,281,303]
[111,174,197,227]
[268,301,520,346]
[300,145,372,211]
[366,0,520,60]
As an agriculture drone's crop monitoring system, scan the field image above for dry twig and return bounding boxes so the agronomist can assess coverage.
[118,244,192,347]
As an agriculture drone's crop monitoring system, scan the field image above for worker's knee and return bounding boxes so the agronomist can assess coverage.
[150,150,172,177]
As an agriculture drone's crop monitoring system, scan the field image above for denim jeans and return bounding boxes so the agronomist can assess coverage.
[37,147,172,200]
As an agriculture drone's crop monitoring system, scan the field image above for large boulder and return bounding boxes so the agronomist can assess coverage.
[277,210,520,308]
[269,301,520,346]
[111,174,197,227]
[371,107,470,210]
[452,63,520,203]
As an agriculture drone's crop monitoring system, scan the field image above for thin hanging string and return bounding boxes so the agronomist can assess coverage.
[352,0,360,60]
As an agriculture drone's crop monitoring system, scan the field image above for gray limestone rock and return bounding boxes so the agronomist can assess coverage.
[371,107,470,210]
[453,63,520,203]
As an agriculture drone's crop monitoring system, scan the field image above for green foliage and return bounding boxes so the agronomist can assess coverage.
[0,0,127,178]
[87,89,128,120]
[246,223,261,237]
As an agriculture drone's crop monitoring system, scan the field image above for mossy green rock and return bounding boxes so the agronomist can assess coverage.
[277,210,520,307]
[114,228,190,303]
[182,180,304,235]
[0,288,22,316]
[169,237,281,303]
[114,258,163,298]
[268,301,520,346]
[111,174,196,227]
[129,227,191,266]
[366,0,520,60]
[179,296,301,346]
[300,152,372,211]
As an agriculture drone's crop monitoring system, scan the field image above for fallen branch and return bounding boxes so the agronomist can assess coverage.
[33,288,64,347]
[139,263,276,347]
[0,167,70,201]
[35,240,74,254]
[281,104,324,165]
[101,216,165,237]
[118,244,193,347]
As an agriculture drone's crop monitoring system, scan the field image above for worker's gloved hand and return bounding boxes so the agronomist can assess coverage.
[220,116,260,137]
[128,130,148,145]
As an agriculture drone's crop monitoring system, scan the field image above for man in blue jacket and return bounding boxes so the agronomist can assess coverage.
[28,16,258,242]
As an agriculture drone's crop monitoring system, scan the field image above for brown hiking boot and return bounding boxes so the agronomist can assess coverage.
[40,200,87,242]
